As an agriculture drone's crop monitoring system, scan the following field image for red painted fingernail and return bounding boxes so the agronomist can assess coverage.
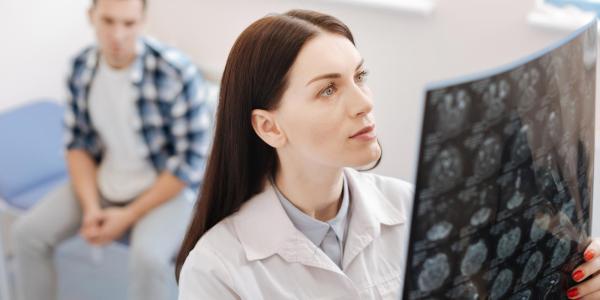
[572,270,585,282]
[567,287,579,299]
[584,249,595,261]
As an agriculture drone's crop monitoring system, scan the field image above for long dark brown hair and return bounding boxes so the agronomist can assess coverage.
[175,9,372,280]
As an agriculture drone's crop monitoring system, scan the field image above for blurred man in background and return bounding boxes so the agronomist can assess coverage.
[11,0,213,299]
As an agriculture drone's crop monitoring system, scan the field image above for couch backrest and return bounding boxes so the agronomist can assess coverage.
[0,101,67,199]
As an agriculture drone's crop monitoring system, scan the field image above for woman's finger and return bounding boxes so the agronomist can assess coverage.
[571,239,600,285]
[567,270,600,299]
[581,287,600,300]
[584,239,600,262]
[572,256,600,284]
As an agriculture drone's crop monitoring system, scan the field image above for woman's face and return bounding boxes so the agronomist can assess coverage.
[273,32,381,169]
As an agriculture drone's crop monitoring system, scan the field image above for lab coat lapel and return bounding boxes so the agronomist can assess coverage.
[341,169,406,270]
[233,182,345,275]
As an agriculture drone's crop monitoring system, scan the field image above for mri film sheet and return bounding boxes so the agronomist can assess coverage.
[403,21,596,300]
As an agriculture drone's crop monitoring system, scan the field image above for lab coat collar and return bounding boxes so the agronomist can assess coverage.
[232,168,406,272]
[341,168,405,269]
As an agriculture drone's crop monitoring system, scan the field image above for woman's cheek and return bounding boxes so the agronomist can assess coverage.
[306,118,344,155]
[309,119,338,145]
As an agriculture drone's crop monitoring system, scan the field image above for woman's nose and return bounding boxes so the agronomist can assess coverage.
[349,85,373,118]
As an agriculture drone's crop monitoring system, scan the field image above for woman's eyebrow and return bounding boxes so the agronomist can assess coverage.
[305,58,365,86]
[355,58,364,71]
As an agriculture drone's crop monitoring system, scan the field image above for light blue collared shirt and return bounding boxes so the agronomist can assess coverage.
[272,176,350,268]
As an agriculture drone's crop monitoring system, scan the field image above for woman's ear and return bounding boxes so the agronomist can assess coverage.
[251,109,287,148]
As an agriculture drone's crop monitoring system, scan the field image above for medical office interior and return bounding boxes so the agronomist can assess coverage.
[1,0,600,299]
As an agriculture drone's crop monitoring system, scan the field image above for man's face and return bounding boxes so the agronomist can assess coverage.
[89,0,145,68]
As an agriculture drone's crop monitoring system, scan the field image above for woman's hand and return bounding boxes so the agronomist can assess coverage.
[567,238,600,299]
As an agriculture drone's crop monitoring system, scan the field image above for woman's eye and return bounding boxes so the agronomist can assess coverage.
[356,70,368,82]
[320,84,337,97]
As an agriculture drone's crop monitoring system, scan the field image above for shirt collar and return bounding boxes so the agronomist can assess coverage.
[81,38,147,87]
[232,168,407,264]
[272,175,350,247]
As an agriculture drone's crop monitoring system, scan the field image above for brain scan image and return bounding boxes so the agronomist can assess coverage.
[490,269,513,300]
[511,125,532,164]
[550,238,571,268]
[404,21,594,300]
[520,251,544,284]
[427,221,454,241]
[418,253,451,292]
[460,240,488,276]
[483,79,510,120]
[474,135,503,178]
[497,227,521,259]
[506,170,525,210]
[470,207,492,227]
[429,146,463,191]
[437,89,471,135]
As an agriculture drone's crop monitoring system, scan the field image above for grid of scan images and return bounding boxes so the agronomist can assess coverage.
[403,21,597,300]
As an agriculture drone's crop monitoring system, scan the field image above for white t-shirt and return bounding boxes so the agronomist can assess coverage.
[88,58,157,202]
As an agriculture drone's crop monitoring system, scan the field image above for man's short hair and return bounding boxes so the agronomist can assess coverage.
[92,0,147,9]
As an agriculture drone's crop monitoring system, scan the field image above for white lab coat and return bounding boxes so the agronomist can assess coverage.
[178,168,414,299]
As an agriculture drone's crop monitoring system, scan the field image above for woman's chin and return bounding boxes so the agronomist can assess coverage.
[347,146,381,169]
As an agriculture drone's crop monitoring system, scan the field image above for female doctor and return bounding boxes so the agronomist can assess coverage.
[176,9,600,300]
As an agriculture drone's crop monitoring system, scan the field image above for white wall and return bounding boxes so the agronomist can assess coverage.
[0,0,94,111]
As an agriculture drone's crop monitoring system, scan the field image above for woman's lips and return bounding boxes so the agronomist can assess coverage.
[350,125,376,140]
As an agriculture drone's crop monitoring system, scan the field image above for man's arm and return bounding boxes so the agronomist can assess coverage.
[67,150,101,212]
[67,149,107,244]
[125,171,187,222]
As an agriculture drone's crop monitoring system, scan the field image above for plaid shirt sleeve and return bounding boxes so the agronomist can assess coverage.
[164,66,215,187]
[63,56,99,159]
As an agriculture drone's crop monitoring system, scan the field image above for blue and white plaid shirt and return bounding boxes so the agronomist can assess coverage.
[63,37,217,189]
